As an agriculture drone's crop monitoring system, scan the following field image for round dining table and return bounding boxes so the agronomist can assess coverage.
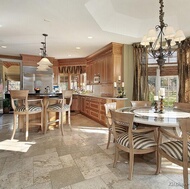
[117,107,190,128]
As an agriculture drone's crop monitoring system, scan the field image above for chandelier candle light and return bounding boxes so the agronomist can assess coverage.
[141,0,185,68]
[37,34,53,71]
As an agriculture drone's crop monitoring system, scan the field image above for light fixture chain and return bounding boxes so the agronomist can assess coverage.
[159,0,165,28]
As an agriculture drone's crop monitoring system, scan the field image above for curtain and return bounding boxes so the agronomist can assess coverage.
[59,66,86,74]
[132,43,149,101]
[178,38,190,102]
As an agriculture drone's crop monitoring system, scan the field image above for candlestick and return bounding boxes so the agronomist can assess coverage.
[159,95,164,113]
[122,82,124,87]
[154,101,158,113]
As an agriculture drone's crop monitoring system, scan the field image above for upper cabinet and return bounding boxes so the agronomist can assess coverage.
[86,42,123,84]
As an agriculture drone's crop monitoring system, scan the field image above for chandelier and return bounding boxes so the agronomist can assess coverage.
[140,0,185,67]
[37,34,53,71]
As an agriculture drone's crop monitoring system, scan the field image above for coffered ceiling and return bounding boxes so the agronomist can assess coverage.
[0,0,190,59]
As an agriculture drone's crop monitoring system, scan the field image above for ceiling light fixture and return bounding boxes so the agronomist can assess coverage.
[37,34,53,71]
[140,0,185,67]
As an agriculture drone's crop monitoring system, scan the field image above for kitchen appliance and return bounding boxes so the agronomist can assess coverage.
[23,66,53,92]
[94,75,100,84]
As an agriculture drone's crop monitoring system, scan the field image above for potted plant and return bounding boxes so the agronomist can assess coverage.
[3,98,11,114]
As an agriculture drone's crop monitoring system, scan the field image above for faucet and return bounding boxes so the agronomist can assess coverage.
[45,86,50,93]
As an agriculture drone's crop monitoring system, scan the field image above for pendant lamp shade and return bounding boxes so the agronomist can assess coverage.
[37,34,52,71]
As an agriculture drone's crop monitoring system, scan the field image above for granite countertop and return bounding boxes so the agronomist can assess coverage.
[28,92,128,100]
[77,93,128,100]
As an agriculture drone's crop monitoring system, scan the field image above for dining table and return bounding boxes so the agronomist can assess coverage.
[117,107,190,128]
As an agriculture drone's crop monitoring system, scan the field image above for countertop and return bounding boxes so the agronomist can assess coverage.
[28,92,128,100]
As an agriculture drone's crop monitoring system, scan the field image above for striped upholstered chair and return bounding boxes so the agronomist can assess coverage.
[10,90,43,141]
[104,102,126,149]
[157,118,190,189]
[110,110,158,180]
[46,90,73,135]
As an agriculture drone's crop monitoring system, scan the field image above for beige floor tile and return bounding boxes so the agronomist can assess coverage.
[71,176,109,189]
[0,113,188,189]
[50,166,84,189]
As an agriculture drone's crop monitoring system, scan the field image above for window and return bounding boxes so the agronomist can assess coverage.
[148,51,178,107]
[148,75,178,107]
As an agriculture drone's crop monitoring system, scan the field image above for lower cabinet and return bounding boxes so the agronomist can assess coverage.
[80,96,107,126]
[76,95,126,126]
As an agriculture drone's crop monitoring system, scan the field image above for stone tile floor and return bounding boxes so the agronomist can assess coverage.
[0,113,188,189]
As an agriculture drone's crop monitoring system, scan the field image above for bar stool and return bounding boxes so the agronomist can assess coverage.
[10,90,43,141]
[46,90,73,135]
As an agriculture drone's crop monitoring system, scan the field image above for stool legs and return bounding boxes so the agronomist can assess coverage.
[11,113,17,140]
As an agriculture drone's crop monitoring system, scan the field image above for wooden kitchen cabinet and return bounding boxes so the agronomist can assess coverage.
[79,95,127,126]
[86,42,123,87]
[71,94,79,111]
[79,95,106,125]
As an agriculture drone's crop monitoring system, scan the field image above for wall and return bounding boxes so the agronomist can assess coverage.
[123,44,133,106]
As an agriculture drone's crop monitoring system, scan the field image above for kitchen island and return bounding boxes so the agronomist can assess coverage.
[32,92,127,127]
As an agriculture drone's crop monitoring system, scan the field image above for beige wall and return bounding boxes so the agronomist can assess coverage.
[123,44,133,106]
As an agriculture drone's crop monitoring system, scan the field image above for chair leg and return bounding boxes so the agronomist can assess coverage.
[113,145,119,167]
[60,112,64,136]
[183,166,189,189]
[45,112,49,134]
[11,114,17,140]
[106,129,111,149]
[41,111,43,133]
[68,110,72,130]
[128,152,134,180]
[26,114,29,141]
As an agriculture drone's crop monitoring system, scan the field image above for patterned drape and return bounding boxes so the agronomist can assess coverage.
[59,66,86,74]
[178,38,190,102]
[132,43,149,101]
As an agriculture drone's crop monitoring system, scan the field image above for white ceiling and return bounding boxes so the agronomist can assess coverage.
[0,0,190,59]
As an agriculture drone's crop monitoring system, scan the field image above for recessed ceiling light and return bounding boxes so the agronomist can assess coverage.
[88,36,93,39]
[1,46,7,48]
[0,25,2,27]
[76,47,81,50]
[44,19,51,22]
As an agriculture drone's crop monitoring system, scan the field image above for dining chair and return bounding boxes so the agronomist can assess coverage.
[10,90,43,141]
[173,102,190,137]
[110,110,158,180]
[130,100,153,129]
[46,90,73,135]
[173,102,190,112]
[157,118,190,189]
[104,102,126,149]
[130,101,152,109]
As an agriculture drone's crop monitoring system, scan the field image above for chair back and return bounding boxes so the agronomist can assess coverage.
[110,110,134,140]
[179,118,190,159]
[158,118,190,189]
[104,102,117,126]
[173,102,190,112]
[10,90,29,110]
[130,101,152,108]
[62,90,73,106]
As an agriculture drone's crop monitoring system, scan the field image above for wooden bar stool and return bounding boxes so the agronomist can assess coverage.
[45,90,73,135]
[10,90,43,141]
